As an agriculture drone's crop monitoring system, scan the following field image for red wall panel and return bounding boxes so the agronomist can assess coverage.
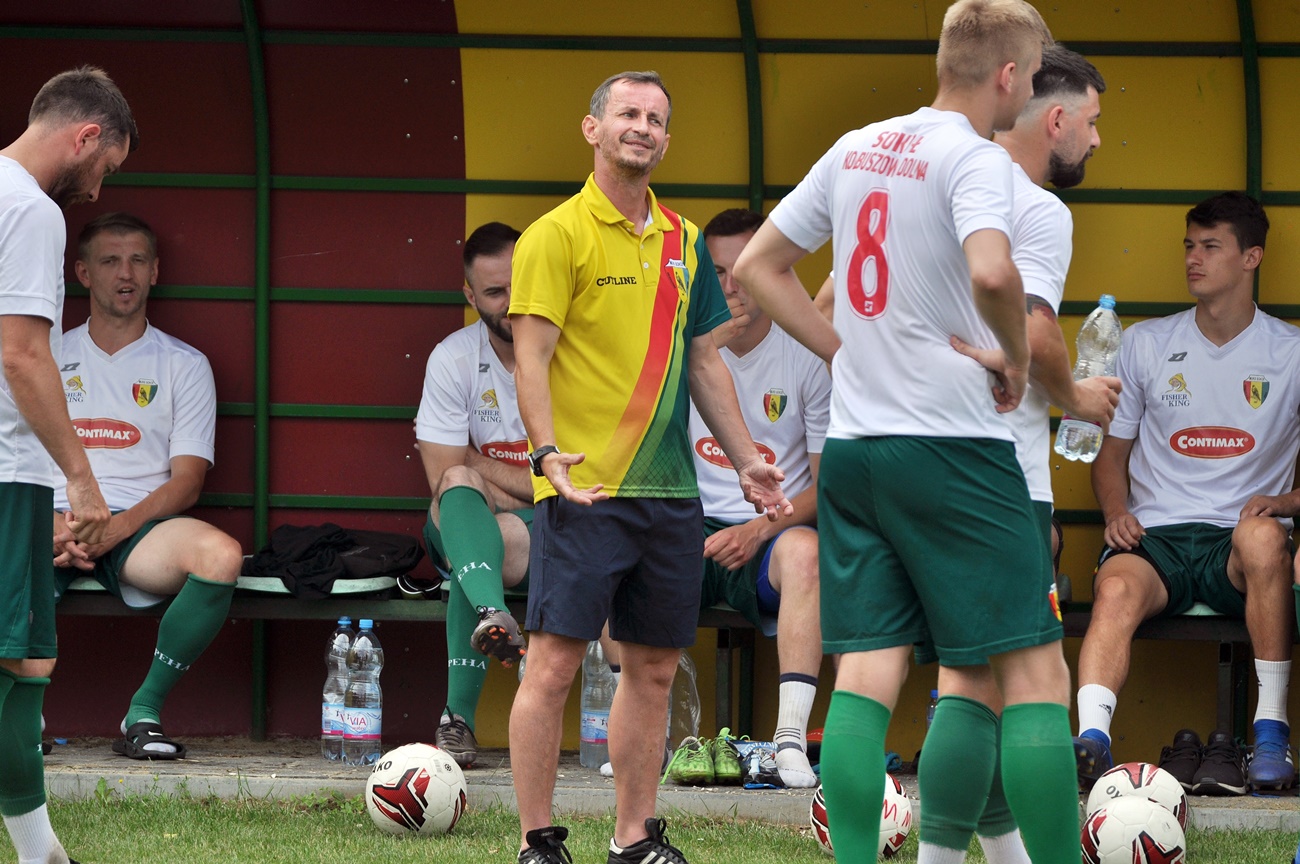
[0,1,241,27]
[268,418,429,498]
[259,1,457,32]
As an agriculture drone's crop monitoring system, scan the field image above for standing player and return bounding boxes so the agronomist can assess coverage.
[734,3,1083,863]
[0,66,133,864]
[53,212,241,761]
[507,71,790,864]
[691,208,830,789]
[415,222,531,769]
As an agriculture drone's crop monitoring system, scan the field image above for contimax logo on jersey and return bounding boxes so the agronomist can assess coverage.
[73,418,142,449]
[763,389,787,422]
[1170,426,1254,459]
[1161,373,1191,407]
[132,379,158,407]
[480,440,528,465]
[65,375,85,404]
[1244,375,1269,409]
[694,437,776,469]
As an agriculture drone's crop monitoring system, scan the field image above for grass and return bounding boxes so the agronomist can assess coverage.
[0,790,1293,863]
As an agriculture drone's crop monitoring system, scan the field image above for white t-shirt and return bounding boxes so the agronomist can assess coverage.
[0,155,66,487]
[1111,307,1300,529]
[770,107,1016,441]
[415,320,528,469]
[1007,163,1073,504]
[54,323,217,511]
[689,324,831,523]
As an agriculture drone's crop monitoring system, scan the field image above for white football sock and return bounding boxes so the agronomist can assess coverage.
[774,677,816,751]
[1254,659,1291,726]
[917,840,967,864]
[1076,684,1117,739]
[978,830,1032,864]
[3,805,66,864]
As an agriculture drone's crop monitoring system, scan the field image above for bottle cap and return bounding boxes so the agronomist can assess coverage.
[1098,294,1116,309]
[930,689,938,698]
[359,619,374,629]
[338,616,351,627]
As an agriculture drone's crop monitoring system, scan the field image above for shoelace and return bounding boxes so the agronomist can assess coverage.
[1252,739,1292,761]
[1201,739,1243,765]
[643,818,688,863]
[660,737,709,784]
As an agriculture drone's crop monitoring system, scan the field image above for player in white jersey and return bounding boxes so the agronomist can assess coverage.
[416,222,532,769]
[0,67,130,864]
[51,212,241,763]
[734,4,1089,863]
[1077,192,1300,795]
[682,209,830,788]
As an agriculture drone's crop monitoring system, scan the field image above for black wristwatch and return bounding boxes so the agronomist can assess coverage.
[528,445,560,477]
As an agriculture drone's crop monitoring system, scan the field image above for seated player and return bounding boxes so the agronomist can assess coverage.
[415,222,531,769]
[689,209,830,788]
[1076,192,1300,795]
[53,212,241,759]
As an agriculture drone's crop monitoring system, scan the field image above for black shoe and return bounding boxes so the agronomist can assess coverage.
[609,818,690,864]
[520,826,572,864]
[1192,730,1246,796]
[1157,728,1202,791]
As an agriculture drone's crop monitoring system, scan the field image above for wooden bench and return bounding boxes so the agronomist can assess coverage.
[56,577,761,740]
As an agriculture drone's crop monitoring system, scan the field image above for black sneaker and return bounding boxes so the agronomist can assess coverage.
[1157,728,1202,791]
[520,826,573,864]
[435,712,478,769]
[608,818,690,864]
[1192,730,1247,796]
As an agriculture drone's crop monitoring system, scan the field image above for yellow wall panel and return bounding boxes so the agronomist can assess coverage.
[1258,205,1300,305]
[1252,0,1300,41]
[760,54,938,187]
[1039,0,1238,41]
[454,0,737,38]
[1076,57,1244,191]
[1260,59,1300,191]
[1067,204,1195,304]
[755,0,939,40]
[461,49,749,185]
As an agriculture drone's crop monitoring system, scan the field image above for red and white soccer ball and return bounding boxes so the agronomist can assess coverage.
[1086,762,1188,829]
[365,743,468,836]
[809,773,913,859]
[1081,796,1186,864]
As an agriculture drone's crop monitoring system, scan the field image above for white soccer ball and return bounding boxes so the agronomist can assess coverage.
[1081,796,1186,864]
[809,773,913,859]
[365,743,468,836]
[1086,762,1188,829]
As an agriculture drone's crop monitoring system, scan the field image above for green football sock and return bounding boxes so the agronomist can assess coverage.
[1000,702,1080,864]
[443,572,489,731]
[127,574,234,727]
[820,690,890,863]
[0,671,45,816]
[977,717,1019,838]
[918,695,998,850]
[438,486,508,613]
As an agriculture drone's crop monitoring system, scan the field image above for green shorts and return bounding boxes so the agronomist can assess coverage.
[0,483,58,659]
[54,517,176,609]
[423,507,534,591]
[818,436,1062,666]
[1096,522,1246,617]
[699,517,798,637]
[914,500,1059,665]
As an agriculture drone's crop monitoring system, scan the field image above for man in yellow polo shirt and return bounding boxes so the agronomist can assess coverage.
[507,71,792,864]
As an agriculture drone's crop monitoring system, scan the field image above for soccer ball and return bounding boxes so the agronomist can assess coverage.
[809,773,913,859]
[1086,762,1188,829]
[365,743,468,836]
[1081,796,1186,864]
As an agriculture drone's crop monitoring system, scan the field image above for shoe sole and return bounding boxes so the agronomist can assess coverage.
[1074,741,1110,789]
[1192,779,1247,796]
[1248,777,1296,791]
[472,625,525,666]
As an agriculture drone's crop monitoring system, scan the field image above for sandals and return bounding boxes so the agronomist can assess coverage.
[112,720,188,760]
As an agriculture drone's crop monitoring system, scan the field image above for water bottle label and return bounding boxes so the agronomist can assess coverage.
[580,709,609,744]
[343,707,382,740]
[321,702,345,737]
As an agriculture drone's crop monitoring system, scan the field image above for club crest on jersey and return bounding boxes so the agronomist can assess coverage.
[132,380,158,407]
[1244,375,1269,409]
[763,389,787,423]
[1161,373,1191,407]
[65,375,85,404]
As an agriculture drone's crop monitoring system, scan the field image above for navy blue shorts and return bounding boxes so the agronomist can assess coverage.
[526,496,704,649]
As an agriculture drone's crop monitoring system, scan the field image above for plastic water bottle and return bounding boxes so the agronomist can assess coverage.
[343,619,384,766]
[1054,294,1123,463]
[669,652,701,749]
[580,641,616,769]
[926,689,938,730]
[320,616,354,760]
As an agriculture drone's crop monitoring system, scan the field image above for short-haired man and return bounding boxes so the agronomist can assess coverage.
[687,208,829,789]
[0,65,133,864]
[415,221,531,769]
[735,3,1084,862]
[53,212,241,761]
[508,71,790,864]
[1076,191,1300,795]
